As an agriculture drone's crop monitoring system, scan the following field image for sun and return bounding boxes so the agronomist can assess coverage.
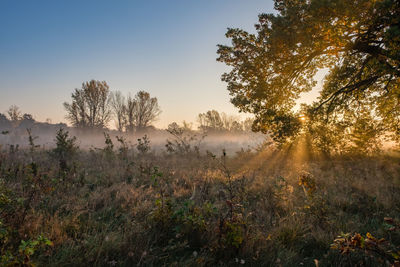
[299,115,307,122]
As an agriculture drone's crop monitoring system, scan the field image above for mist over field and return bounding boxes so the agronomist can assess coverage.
[0,124,266,155]
[1,0,400,266]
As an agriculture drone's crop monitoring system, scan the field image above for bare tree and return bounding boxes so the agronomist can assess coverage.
[125,93,136,133]
[221,112,242,131]
[7,105,21,121]
[64,80,111,128]
[182,120,193,131]
[110,91,126,132]
[64,89,87,128]
[242,118,254,132]
[198,110,223,131]
[197,110,253,132]
[83,80,110,128]
[130,91,161,131]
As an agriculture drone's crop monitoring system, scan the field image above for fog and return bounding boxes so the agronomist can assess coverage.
[0,124,266,156]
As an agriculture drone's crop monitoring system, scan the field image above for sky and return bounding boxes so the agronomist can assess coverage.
[0,0,321,128]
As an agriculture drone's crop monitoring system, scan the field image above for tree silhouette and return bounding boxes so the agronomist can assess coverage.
[198,110,223,131]
[64,80,111,129]
[110,91,126,132]
[7,105,21,121]
[127,91,161,132]
[217,0,400,146]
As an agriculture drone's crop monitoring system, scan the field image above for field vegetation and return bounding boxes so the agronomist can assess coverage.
[1,0,400,266]
[0,127,400,266]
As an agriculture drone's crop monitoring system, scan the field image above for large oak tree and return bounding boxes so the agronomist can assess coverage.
[217,0,400,148]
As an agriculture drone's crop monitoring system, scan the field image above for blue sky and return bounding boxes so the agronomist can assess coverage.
[0,0,279,128]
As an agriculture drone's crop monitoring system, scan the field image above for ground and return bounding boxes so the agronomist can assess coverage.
[1,138,400,266]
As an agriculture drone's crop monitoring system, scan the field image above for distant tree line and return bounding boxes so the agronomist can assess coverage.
[0,105,68,145]
[1,80,254,136]
[0,105,36,130]
[197,110,253,133]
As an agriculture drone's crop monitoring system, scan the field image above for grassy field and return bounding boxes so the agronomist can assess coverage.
[1,132,400,266]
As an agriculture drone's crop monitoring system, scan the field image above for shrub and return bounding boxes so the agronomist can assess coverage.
[51,128,78,174]
[137,135,150,154]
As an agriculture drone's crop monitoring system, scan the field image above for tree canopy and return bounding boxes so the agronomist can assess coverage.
[64,80,111,129]
[64,81,161,132]
[7,105,21,122]
[217,0,400,150]
[126,91,161,132]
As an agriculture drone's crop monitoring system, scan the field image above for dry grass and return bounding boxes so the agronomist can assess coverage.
[1,138,400,266]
